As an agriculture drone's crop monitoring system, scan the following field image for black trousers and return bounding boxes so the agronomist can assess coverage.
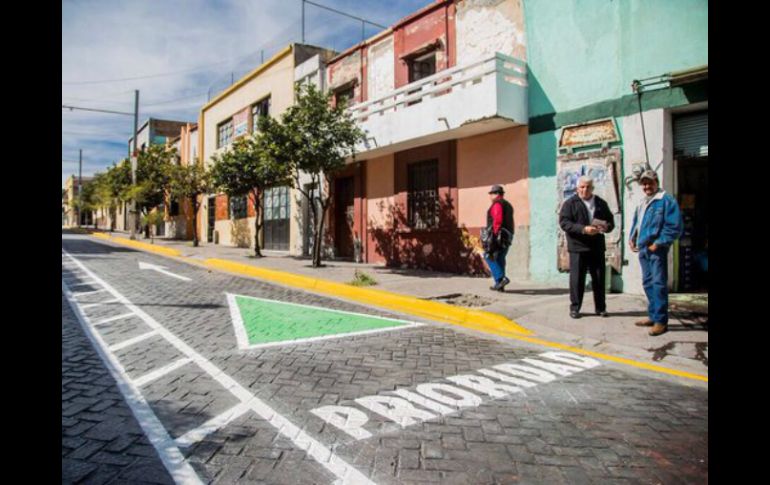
[569,250,606,313]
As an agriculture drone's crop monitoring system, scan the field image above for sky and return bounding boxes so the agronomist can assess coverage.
[62,0,431,187]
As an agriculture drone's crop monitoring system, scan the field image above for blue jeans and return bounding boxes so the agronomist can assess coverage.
[639,246,669,325]
[484,246,509,284]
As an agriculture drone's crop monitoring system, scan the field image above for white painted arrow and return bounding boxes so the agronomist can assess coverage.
[138,262,191,281]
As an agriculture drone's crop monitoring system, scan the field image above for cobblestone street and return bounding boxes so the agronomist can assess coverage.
[62,235,707,484]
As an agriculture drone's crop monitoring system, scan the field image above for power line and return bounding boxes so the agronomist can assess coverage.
[303,0,387,29]
[63,105,134,116]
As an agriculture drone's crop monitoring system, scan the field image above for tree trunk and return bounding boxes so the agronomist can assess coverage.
[312,206,327,268]
[252,190,262,257]
[192,197,199,247]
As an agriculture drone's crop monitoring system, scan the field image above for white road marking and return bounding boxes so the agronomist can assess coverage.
[226,292,423,351]
[72,289,108,298]
[80,298,120,310]
[174,402,252,448]
[62,249,376,485]
[109,330,159,352]
[133,358,192,387]
[139,261,192,282]
[94,312,136,326]
[61,282,203,483]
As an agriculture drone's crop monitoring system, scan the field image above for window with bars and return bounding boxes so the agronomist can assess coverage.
[407,159,439,229]
[217,118,234,148]
[251,96,271,132]
[229,195,248,219]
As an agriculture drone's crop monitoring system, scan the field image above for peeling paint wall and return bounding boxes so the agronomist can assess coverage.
[328,50,363,103]
[367,35,395,101]
[394,3,453,89]
[456,0,527,65]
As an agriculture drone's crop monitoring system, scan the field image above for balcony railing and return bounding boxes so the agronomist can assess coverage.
[346,53,527,155]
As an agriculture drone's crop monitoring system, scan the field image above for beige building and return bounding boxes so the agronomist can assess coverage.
[198,44,335,254]
[62,175,94,227]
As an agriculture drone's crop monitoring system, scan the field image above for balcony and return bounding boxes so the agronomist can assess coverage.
[347,53,528,159]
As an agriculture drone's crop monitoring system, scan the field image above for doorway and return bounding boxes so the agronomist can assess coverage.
[334,176,355,259]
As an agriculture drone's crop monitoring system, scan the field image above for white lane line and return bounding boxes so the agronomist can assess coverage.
[133,358,192,388]
[94,312,136,326]
[73,289,108,298]
[69,281,97,288]
[174,402,252,448]
[80,298,120,310]
[62,249,376,485]
[109,330,159,352]
[240,325,423,351]
[61,285,203,484]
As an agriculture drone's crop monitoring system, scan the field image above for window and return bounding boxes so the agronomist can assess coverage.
[217,118,234,148]
[407,51,437,106]
[334,85,355,108]
[407,159,439,229]
[169,200,180,217]
[408,51,437,83]
[229,195,248,219]
[251,96,271,132]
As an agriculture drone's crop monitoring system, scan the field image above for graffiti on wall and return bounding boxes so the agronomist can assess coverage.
[556,148,623,273]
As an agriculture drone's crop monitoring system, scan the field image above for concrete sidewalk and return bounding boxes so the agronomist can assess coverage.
[84,230,708,380]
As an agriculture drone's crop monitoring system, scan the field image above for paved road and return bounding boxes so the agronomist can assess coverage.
[62,235,707,484]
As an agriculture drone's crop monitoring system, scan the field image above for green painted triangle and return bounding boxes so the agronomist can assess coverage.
[227,293,413,348]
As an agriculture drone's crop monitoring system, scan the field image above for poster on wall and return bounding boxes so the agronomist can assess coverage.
[233,107,249,138]
[556,148,623,273]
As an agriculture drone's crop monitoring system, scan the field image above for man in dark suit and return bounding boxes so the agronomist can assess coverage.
[559,175,615,319]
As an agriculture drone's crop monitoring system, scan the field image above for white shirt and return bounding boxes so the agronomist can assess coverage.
[581,196,596,223]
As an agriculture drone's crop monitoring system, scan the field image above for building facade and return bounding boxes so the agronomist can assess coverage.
[327,0,530,275]
[62,175,94,227]
[522,0,708,294]
[197,44,336,253]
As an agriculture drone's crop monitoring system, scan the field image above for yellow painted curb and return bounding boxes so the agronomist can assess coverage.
[91,232,111,240]
[509,335,709,382]
[84,235,707,384]
[202,258,533,336]
[108,237,182,257]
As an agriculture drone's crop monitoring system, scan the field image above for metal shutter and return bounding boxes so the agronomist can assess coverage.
[674,112,708,158]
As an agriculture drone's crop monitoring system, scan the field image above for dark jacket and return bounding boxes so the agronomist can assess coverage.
[486,198,514,247]
[559,194,614,253]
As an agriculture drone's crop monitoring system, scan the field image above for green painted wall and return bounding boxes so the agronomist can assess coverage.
[523,0,707,283]
[523,0,708,117]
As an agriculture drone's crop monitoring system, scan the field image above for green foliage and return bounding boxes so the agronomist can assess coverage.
[348,269,377,287]
[259,82,366,267]
[134,144,176,212]
[210,136,290,197]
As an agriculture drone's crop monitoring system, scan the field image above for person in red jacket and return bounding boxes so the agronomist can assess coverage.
[483,185,515,291]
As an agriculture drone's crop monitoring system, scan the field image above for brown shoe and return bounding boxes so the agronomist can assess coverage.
[635,318,654,327]
[648,323,668,336]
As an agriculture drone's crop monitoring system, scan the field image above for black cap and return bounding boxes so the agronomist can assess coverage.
[488,184,504,194]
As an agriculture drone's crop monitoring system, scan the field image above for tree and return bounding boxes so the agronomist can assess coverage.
[103,159,133,231]
[73,181,96,227]
[133,145,176,238]
[210,136,291,257]
[259,82,365,267]
[141,210,165,244]
[168,161,211,247]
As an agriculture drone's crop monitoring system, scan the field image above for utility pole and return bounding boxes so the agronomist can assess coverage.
[302,0,305,43]
[77,149,82,228]
[130,90,139,240]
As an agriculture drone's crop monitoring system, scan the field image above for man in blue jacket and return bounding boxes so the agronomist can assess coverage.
[629,170,684,336]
